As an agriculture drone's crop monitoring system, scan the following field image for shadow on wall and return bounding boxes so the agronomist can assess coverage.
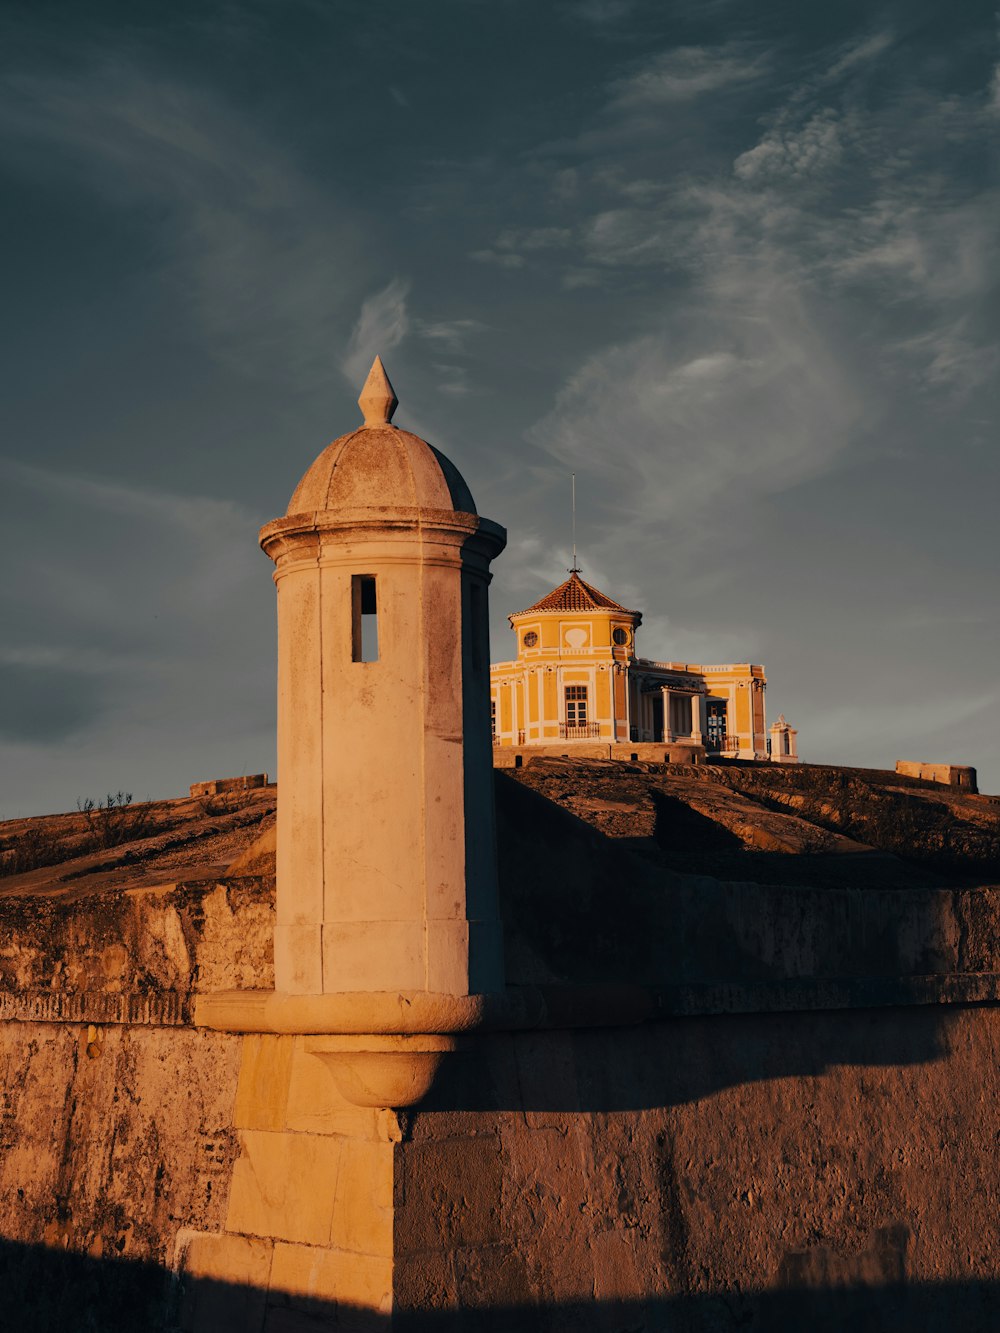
[0,1238,998,1332]
[494,771,987,1019]
[418,1004,957,1114]
[489,764,967,1111]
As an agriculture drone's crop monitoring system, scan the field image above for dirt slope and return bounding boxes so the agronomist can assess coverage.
[507,759,1000,889]
[0,788,276,900]
[2,760,996,901]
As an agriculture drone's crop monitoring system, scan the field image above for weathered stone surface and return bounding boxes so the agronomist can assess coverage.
[226,1129,344,1246]
[395,1005,1000,1327]
[0,1021,242,1264]
[190,774,269,799]
[227,821,277,876]
[174,1231,273,1333]
[0,878,274,1023]
[268,1240,391,1315]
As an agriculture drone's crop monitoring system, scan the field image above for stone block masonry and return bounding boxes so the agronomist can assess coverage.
[392,1011,1000,1326]
[189,774,270,798]
[896,760,978,792]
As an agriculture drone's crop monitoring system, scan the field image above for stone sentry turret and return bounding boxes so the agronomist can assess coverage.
[259,357,507,998]
[199,359,508,1105]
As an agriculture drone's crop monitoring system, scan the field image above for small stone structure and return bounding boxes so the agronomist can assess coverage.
[189,773,270,798]
[257,355,505,1004]
[896,760,978,792]
[769,713,799,763]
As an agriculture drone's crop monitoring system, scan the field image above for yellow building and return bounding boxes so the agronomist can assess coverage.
[490,570,771,764]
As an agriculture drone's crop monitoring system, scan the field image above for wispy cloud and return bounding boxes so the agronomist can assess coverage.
[892,318,1000,397]
[471,226,574,270]
[734,108,845,181]
[559,0,637,28]
[824,194,999,302]
[608,43,770,109]
[1,460,259,632]
[527,273,865,570]
[341,278,411,385]
[470,248,525,269]
[430,363,473,396]
[417,318,489,353]
[497,17,1000,663]
[822,30,894,84]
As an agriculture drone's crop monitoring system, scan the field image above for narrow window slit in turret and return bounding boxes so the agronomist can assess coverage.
[352,575,378,662]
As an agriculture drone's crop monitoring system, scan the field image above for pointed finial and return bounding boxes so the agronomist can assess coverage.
[358,355,398,426]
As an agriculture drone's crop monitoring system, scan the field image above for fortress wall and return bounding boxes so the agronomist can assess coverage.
[0,1018,243,1323]
[7,1000,995,1330]
[395,1006,1000,1327]
[0,878,275,1324]
[0,874,399,1328]
[0,877,274,1021]
[0,1017,399,1330]
[177,1032,398,1326]
[0,871,999,1327]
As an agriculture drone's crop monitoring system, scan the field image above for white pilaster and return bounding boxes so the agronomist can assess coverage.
[690,692,704,745]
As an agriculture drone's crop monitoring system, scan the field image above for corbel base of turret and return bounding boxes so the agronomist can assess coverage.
[303,1033,462,1108]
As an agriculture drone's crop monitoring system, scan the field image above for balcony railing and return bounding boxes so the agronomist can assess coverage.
[705,734,741,754]
[559,722,601,739]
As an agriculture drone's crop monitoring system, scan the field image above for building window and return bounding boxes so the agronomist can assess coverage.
[351,575,378,662]
[523,631,538,648]
[612,627,629,646]
[565,685,588,727]
[490,699,497,738]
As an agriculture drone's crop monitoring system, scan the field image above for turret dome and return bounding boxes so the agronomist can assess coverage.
[285,358,477,517]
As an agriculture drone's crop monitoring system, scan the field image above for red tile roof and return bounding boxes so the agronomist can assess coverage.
[513,572,640,617]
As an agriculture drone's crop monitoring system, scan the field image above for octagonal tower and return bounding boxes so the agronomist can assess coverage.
[259,358,507,997]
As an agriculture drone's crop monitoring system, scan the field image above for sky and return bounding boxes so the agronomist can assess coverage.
[1,0,998,816]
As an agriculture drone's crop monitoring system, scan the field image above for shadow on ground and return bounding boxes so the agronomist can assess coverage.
[0,1236,997,1332]
[500,759,1000,891]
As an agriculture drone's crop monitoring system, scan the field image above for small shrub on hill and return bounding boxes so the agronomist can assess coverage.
[77,793,156,851]
[0,827,65,878]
